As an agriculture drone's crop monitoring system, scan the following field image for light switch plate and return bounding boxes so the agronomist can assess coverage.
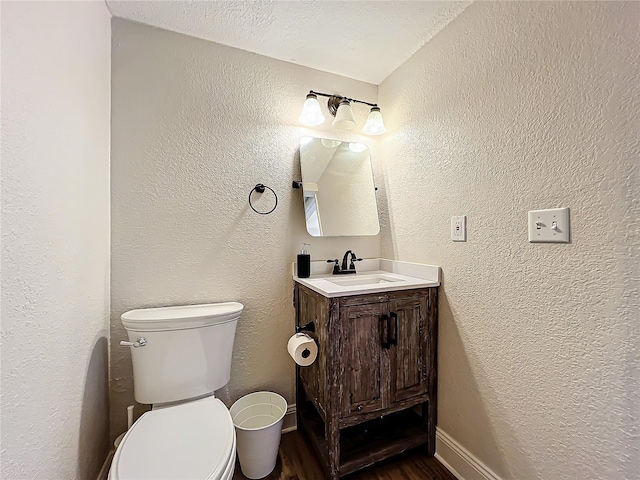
[451,215,467,242]
[528,208,570,243]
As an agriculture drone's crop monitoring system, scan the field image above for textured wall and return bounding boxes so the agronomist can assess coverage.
[1,2,111,478]
[378,2,639,479]
[110,19,382,439]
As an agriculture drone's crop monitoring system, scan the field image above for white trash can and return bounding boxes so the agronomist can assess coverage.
[230,391,287,479]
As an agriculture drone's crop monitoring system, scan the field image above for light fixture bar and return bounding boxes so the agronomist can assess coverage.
[308,90,378,109]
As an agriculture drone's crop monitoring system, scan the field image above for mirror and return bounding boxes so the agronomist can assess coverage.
[299,137,380,236]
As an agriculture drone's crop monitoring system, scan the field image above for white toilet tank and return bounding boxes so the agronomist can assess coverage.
[121,302,243,405]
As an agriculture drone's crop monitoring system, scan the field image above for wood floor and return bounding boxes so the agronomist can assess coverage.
[232,430,457,480]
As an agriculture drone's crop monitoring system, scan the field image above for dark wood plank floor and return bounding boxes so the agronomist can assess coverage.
[233,430,457,480]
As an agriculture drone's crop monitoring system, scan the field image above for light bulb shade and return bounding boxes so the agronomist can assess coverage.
[299,94,325,126]
[332,100,356,130]
[349,142,368,153]
[300,136,314,146]
[321,139,341,149]
[362,107,386,135]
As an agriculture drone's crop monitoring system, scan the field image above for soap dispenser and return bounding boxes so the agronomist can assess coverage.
[297,243,311,278]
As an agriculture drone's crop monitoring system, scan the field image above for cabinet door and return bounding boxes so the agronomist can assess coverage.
[389,296,428,404]
[340,303,388,417]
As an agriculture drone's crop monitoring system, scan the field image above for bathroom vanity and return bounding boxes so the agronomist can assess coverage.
[292,259,439,479]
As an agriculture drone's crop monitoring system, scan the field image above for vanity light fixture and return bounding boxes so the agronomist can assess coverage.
[299,90,386,135]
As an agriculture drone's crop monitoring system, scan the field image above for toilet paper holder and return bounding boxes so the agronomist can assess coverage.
[295,321,316,334]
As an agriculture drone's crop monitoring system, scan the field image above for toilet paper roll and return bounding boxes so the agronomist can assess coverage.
[287,333,318,367]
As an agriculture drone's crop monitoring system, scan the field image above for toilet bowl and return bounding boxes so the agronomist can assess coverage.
[109,397,236,480]
[109,302,244,480]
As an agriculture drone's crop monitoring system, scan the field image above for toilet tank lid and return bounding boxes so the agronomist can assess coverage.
[121,302,243,331]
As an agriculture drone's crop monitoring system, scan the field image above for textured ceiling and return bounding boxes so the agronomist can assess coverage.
[106,1,470,84]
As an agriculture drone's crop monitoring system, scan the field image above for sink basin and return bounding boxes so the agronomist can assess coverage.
[326,274,402,287]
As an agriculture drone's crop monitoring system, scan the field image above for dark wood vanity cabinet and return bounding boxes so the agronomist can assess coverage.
[294,284,438,479]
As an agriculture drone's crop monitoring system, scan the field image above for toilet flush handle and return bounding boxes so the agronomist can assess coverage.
[120,337,147,348]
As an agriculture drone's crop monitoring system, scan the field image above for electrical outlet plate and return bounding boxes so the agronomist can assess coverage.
[528,208,570,243]
[451,215,467,242]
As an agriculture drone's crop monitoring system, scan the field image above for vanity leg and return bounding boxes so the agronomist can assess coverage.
[326,420,340,480]
[424,398,436,456]
[426,287,438,456]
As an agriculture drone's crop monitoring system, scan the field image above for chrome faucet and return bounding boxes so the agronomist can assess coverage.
[327,251,362,275]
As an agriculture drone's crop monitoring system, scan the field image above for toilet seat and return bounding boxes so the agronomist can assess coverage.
[110,397,235,480]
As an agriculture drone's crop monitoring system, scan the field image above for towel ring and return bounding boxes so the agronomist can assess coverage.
[249,184,278,215]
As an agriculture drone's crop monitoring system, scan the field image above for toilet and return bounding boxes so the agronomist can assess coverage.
[109,302,244,480]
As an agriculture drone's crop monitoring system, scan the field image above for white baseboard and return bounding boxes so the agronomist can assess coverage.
[282,403,297,434]
[96,450,114,480]
[435,428,502,480]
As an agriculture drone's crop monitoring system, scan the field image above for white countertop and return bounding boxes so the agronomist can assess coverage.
[293,259,440,298]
